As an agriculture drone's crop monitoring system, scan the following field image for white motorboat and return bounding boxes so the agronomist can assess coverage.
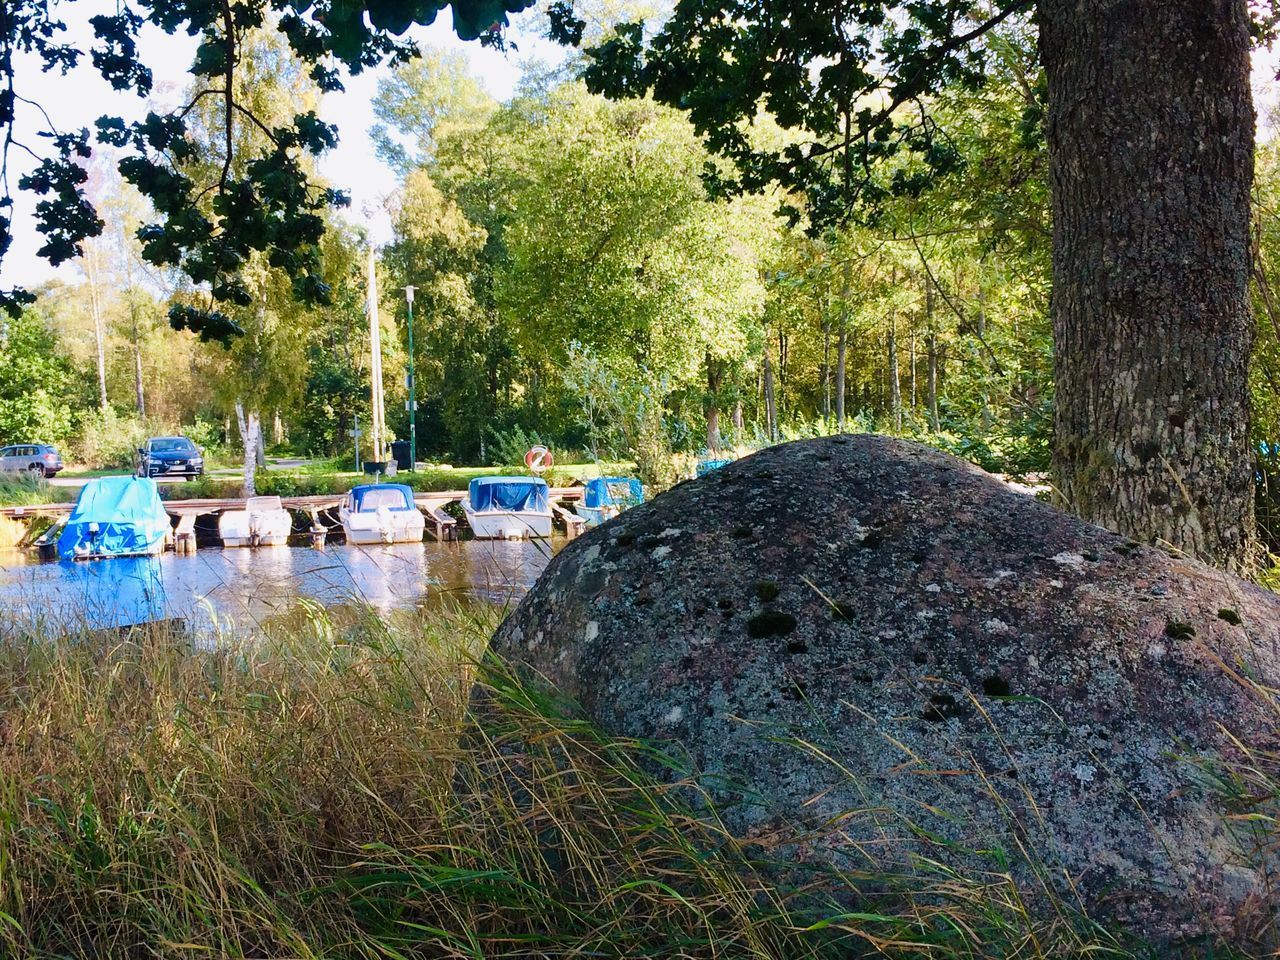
[219,495,293,547]
[575,476,644,528]
[339,483,425,545]
[461,476,553,540]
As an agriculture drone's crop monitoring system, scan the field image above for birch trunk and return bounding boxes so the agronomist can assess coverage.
[84,250,109,413]
[236,402,259,497]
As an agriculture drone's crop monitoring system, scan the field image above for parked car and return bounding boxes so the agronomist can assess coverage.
[0,443,64,477]
[136,436,204,480]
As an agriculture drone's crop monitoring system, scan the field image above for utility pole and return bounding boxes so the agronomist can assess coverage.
[405,286,417,472]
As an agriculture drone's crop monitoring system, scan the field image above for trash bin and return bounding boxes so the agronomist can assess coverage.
[390,440,412,471]
[362,460,387,476]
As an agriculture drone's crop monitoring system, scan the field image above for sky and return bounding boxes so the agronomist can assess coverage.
[1,10,1278,291]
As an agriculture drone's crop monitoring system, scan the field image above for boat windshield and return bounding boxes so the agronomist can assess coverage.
[356,488,411,510]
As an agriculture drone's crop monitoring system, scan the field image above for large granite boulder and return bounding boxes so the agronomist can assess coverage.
[490,436,1280,948]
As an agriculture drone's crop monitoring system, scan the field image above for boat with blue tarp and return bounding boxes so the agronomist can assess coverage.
[461,476,553,539]
[696,458,733,477]
[575,476,643,528]
[56,476,172,560]
[339,483,425,545]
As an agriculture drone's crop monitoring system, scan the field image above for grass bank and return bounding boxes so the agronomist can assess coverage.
[0,603,1211,959]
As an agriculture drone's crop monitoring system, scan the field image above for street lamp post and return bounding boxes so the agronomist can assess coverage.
[404,286,416,472]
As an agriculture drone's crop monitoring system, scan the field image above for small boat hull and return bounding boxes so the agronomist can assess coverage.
[57,476,172,561]
[575,504,620,528]
[219,497,293,547]
[340,510,426,545]
[462,499,553,540]
[338,484,426,545]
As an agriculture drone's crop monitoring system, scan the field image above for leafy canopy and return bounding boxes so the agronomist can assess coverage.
[0,0,534,337]
[549,0,1280,228]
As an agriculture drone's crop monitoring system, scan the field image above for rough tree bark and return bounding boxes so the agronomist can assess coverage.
[1040,0,1255,569]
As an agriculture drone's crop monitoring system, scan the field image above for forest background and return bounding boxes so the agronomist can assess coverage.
[6,12,1280,520]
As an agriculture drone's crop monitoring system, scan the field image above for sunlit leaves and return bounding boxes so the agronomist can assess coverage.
[565,0,1034,229]
[0,0,535,335]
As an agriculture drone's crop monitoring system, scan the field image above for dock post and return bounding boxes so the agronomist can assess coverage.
[309,509,327,548]
[551,501,586,541]
[174,514,197,555]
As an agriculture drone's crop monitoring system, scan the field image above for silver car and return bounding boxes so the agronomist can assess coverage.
[0,443,64,477]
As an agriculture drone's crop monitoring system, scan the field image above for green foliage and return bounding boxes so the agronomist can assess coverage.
[485,423,553,467]
[562,341,681,486]
[0,309,78,446]
[69,408,153,470]
[371,45,496,174]
[1,0,540,324]
[568,0,1034,227]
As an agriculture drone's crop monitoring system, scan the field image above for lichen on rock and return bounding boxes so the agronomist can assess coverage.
[489,435,1280,949]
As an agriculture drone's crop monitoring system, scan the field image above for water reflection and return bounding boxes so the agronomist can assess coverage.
[0,540,556,636]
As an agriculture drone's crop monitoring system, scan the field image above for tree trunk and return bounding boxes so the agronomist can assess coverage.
[127,295,145,417]
[926,332,939,432]
[705,352,722,453]
[888,311,901,433]
[733,400,743,434]
[976,282,992,433]
[763,347,778,443]
[236,402,259,497]
[256,416,267,468]
[84,252,109,413]
[909,324,916,412]
[821,314,831,418]
[925,279,939,432]
[1040,0,1255,569]
[133,342,145,418]
[835,258,850,430]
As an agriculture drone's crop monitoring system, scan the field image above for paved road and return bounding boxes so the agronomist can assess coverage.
[45,458,317,490]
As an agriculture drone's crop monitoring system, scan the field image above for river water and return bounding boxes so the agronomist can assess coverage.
[0,540,558,636]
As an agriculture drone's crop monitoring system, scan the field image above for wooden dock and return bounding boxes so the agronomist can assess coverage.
[1,487,587,546]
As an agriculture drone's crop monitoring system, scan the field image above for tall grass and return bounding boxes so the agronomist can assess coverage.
[0,602,1254,958]
[0,474,72,508]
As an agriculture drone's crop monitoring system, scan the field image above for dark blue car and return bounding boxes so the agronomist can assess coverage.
[136,436,204,480]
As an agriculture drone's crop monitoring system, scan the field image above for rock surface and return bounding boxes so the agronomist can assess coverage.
[491,436,1280,947]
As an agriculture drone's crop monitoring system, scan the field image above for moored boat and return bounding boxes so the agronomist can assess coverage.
[339,483,425,545]
[461,476,553,540]
[56,476,172,560]
[218,495,293,547]
[575,476,643,528]
[696,458,733,477]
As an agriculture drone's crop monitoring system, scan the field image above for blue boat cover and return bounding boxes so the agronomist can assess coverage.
[583,477,644,509]
[696,458,733,477]
[57,476,171,560]
[468,476,549,513]
[350,483,415,511]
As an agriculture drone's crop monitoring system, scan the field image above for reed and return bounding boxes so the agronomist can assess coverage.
[0,602,1262,958]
